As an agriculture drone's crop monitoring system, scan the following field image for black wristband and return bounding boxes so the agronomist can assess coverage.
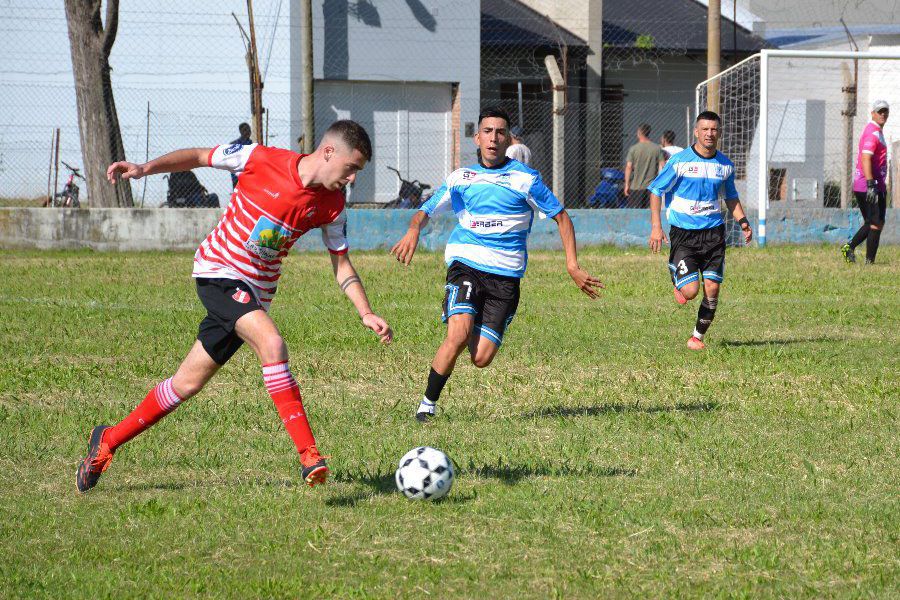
[737,217,749,228]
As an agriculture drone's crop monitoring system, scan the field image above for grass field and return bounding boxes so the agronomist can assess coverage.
[0,245,898,598]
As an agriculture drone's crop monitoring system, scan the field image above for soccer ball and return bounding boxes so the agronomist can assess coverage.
[395,446,455,501]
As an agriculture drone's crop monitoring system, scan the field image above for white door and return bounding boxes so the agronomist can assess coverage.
[315,81,452,203]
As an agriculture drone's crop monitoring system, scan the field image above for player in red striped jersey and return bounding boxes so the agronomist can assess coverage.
[76,121,393,492]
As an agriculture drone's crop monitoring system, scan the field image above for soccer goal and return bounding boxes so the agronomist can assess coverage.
[696,49,900,246]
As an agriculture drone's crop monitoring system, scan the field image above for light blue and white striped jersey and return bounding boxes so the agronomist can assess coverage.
[420,159,564,278]
[647,147,739,230]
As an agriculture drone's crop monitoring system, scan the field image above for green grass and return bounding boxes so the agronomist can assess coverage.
[0,246,898,599]
[0,197,46,207]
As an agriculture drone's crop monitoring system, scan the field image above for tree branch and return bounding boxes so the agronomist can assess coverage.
[102,0,120,57]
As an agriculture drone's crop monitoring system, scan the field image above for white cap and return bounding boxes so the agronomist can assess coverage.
[871,99,890,112]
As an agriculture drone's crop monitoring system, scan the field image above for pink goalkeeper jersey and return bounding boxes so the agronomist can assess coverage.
[853,121,888,193]
[193,143,349,310]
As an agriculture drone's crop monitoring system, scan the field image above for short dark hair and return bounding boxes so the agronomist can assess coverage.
[638,123,651,137]
[662,130,676,144]
[696,111,722,124]
[325,119,372,161]
[478,106,511,128]
[238,122,251,135]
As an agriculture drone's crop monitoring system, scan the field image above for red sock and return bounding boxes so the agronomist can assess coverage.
[263,361,315,454]
[104,377,184,451]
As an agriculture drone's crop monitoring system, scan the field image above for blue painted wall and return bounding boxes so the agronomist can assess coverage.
[286,207,899,252]
[2,207,896,252]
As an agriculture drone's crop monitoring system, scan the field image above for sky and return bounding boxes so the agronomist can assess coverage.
[0,0,291,205]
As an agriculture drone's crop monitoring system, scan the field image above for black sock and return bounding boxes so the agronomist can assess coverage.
[866,228,882,262]
[693,296,717,340]
[424,368,450,403]
[849,223,869,249]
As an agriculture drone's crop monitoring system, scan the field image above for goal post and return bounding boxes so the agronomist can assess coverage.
[697,49,900,246]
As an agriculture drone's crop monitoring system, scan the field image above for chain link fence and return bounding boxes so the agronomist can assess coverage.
[10,0,889,215]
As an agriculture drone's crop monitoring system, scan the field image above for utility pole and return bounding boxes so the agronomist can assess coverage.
[301,0,314,153]
[47,129,56,204]
[840,19,858,209]
[233,4,265,145]
[247,0,264,144]
[53,128,61,201]
[142,101,150,207]
[707,0,721,113]
[545,55,566,200]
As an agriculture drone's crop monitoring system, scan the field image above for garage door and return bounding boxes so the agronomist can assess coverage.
[315,81,452,204]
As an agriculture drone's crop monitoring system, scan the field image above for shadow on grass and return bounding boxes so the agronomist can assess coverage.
[325,487,477,507]
[523,400,719,420]
[116,476,298,492]
[464,461,636,485]
[327,459,636,503]
[326,469,473,507]
[719,337,835,347]
[117,459,636,501]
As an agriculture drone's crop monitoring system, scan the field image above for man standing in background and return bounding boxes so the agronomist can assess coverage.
[229,122,253,188]
[624,123,667,208]
[842,100,890,264]
[660,130,683,160]
[506,126,532,166]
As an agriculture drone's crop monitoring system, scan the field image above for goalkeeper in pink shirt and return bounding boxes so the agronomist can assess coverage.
[842,100,890,264]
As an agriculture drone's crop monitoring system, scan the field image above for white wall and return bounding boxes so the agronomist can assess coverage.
[290,0,480,198]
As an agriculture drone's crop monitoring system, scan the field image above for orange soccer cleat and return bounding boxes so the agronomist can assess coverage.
[76,425,115,493]
[300,445,330,487]
[687,336,706,351]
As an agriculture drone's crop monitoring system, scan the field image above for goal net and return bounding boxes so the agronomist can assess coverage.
[697,50,900,246]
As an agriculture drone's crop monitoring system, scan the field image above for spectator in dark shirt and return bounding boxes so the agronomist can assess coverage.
[229,122,253,187]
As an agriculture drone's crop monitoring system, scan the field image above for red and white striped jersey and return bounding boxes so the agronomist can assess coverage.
[192,143,349,310]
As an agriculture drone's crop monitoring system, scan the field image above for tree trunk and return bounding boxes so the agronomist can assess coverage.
[64,0,133,207]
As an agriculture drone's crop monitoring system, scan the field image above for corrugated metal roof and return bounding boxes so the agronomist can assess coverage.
[481,0,769,52]
[602,0,768,51]
[481,0,587,47]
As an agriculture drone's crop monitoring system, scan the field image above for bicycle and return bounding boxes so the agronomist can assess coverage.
[384,166,431,209]
[47,161,84,208]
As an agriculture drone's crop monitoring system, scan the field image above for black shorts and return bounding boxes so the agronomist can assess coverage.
[442,261,520,346]
[855,191,887,226]
[195,278,264,365]
[668,225,726,289]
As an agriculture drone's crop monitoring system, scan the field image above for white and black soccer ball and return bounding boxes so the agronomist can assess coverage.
[395,446,455,501]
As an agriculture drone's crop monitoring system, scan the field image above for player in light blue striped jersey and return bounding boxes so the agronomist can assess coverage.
[391,106,603,422]
[647,110,752,351]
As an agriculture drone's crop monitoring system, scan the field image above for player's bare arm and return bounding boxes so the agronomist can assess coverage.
[648,192,669,253]
[624,161,633,196]
[106,148,211,184]
[330,252,393,344]
[552,209,604,299]
[725,199,753,244]
[390,210,430,266]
